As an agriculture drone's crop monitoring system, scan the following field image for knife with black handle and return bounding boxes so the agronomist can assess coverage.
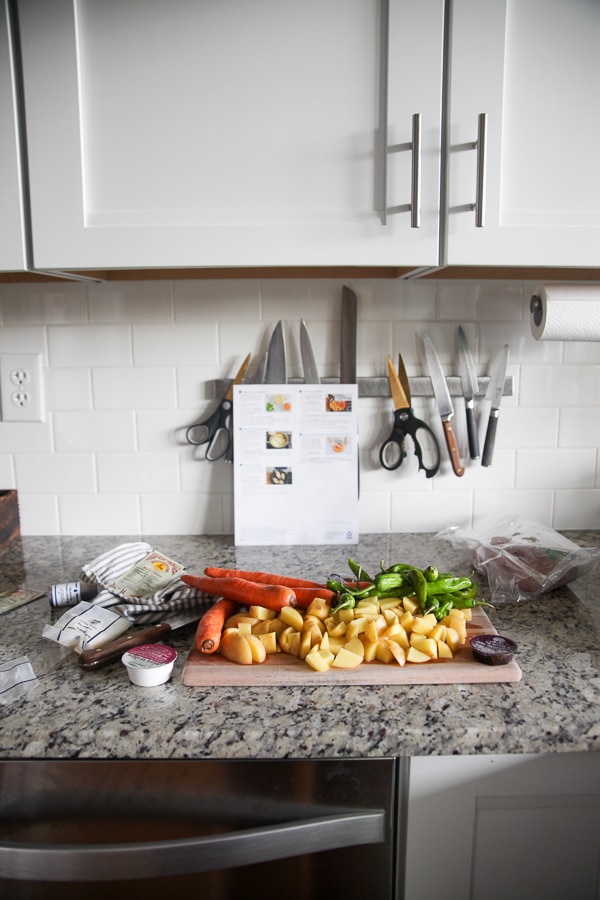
[482,344,509,467]
[423,334,464,477]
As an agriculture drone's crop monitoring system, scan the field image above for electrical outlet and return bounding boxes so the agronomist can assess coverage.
[0,354,45,422]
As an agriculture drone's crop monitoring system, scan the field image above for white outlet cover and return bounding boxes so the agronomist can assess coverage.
[0,353,45,422]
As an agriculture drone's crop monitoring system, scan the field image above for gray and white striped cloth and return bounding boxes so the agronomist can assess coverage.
[79,542,213,624]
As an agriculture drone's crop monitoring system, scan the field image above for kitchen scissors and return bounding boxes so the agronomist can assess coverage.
[379,354,441,478]
[186,353,251,461]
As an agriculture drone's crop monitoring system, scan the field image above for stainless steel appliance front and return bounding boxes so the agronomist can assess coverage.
[0,757,404,899]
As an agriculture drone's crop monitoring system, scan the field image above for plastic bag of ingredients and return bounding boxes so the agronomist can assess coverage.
[436,516,600,604]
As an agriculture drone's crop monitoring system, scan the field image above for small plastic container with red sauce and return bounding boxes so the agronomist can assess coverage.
[121,643,177,686]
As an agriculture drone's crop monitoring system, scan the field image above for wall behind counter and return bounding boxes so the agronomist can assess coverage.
[0,277,598,536]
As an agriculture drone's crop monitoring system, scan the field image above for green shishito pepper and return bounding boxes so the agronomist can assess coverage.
[329,558,488,618]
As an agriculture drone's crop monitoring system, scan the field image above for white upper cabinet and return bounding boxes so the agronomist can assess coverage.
[16,0,444,270]
[446,0,600,267]
[0,1,26,271]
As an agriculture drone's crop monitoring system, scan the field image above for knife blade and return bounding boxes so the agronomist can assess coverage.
[263,320,287,383]
[423,334,465,477]
[481,343,509,468]
[300,319,320,384]
[457,325,480,460]
[340,286,358,384]
[78,609,201,671]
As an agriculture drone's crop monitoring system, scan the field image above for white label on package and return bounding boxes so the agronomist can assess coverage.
[233,384,359,545]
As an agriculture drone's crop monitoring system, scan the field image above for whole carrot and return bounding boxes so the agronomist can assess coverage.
[204,566,325,589]
[195,598,237,653]
[181,573,297,610]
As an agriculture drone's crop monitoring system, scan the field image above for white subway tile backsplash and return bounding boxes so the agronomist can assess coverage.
[89,281,174,322]
[140,492,224,534]
[175,280,261,320]
[554,489,600,529]
[136,408,198,451]
[0,326,46,354]
[520,365,600,407]
[132,322,219,366]
[516,448,597,489]
[495,407,559,448]
[436,280,524,322]
[1,282,87,325]
[46,368,93,410]
[0,423,52,453]
[2,276,599,534]
[17,494,60,535]
[472,489,554,525]
[261,280,342,320]
[0,454,15,487]
[391,489,473,532]
[49,325,132,367]
[59,494,141,534]
[558,408,600,447]
[15,453,95,494]
[92,367,177,410]
[54,411,136,452]
[96,452,179,493]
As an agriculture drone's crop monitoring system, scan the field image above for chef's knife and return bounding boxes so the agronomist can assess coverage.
[340,285,360,495]
[423,334,465,477]
[300,319,320,384]
[481,343,509,468]
[340,286,358,384]
[457,325,480,460]
[263,320,287,383]
[78,609,201,671]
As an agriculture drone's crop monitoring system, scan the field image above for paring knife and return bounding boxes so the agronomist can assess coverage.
[340,286,358,384]
[482,343,509,468]
[457,325,480,460]
[263,320,287,384]
[78,610,201,671]
[300,319,320,384]
[422,334,465,477]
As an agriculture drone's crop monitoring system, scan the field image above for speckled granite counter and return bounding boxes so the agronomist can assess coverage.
[1,532,598,760]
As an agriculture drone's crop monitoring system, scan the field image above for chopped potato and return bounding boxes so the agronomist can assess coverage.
[215,586,473,668]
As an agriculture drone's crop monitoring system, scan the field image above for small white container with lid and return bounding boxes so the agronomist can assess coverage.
[121,643,177,686]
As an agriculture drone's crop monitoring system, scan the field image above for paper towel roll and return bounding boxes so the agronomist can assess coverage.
[530,284,600,341]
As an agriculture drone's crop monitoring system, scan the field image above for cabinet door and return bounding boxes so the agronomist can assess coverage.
[404,752,600,900]
[446,0,600,267]
[0,0,26,271]
[16,0,443,270]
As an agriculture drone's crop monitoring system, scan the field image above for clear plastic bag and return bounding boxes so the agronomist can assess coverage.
[436,516,600,604]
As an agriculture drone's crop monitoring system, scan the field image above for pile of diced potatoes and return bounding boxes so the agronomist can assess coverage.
[217,595,471,670]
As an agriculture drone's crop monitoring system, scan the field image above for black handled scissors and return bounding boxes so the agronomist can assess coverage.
[186,353,251,461]
[379,354,441,478]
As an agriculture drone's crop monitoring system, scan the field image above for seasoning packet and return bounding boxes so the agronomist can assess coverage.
[42,601,131,654]
[0,655,37,704]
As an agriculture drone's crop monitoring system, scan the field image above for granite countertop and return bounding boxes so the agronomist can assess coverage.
[0,531,599,760]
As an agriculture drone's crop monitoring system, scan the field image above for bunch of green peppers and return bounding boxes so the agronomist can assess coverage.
[327,558,488,620]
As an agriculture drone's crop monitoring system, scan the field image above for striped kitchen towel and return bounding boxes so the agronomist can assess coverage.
[0,655,37,704]
[79,541,214,624]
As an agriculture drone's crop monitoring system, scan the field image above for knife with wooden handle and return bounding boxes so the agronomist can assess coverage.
[78,611,200,670]
[423,334,465,477]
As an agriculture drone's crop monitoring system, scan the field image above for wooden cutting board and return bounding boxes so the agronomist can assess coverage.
[181,608,522,686]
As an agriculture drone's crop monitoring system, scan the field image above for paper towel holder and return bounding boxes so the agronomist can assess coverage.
[530,295,543,327]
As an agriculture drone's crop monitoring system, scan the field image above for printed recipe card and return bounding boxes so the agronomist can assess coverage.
[233,384,359,545]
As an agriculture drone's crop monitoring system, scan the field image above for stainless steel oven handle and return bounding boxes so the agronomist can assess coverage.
[0,808,385,882]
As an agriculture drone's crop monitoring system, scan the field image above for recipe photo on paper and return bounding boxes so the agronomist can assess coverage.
[233,384,359,545]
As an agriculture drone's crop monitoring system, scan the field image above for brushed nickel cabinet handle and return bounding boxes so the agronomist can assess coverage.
[410,112,422,228]
[474,112,487,227]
